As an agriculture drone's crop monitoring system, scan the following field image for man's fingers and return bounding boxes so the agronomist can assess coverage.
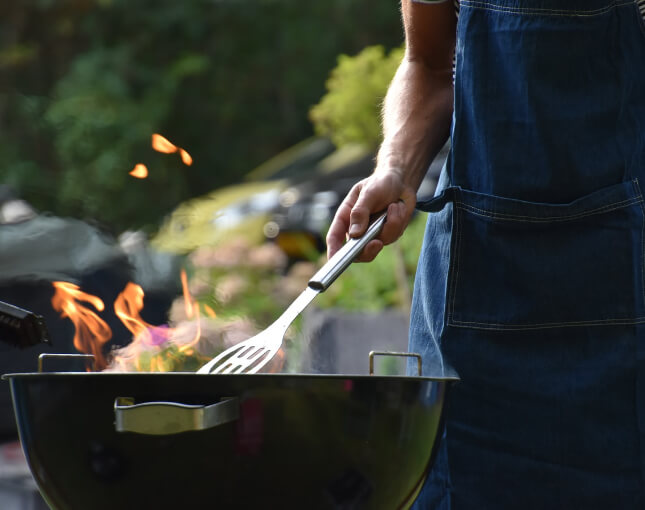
[326,184,362,258]
[326,206,350,258]
[355,239,383,262]
[348,205,371,239]
[380,188,417,245]
[348,184,390,239]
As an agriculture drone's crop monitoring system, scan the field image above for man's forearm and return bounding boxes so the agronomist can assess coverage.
[376,58,454,192]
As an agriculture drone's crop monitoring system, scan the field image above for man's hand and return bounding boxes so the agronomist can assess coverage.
[326,169,417,261]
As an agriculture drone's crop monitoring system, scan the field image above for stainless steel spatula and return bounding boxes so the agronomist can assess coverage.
[197,212,387,375]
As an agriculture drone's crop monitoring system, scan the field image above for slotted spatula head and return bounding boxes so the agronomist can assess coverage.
[197,286,319,374]
[197,325,284,375]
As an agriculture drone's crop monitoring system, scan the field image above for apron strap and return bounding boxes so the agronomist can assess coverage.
[416,187,460,213]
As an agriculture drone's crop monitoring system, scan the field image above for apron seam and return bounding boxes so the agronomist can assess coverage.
[460,0,635,17]
[449,316,645,329]
[447,203,463,326]
[454,196,642,222]
[632,179,645,309]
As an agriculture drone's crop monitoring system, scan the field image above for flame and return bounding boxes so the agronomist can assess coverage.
[129,164,148,179]
[180,270,196,319]
[50,270,280,374]
[114,282,156,340]
[151,134,178,154]
[109,270,201,372]
[177,268,201,351]
[51,282,111,370]
[152,133,193,166]
[179,148,193,166]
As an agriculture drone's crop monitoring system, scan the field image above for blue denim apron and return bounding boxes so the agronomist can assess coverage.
[409,1,645,508]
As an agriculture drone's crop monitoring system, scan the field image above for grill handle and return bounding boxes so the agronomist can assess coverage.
[369,351,423,376]
[114,397,239,435]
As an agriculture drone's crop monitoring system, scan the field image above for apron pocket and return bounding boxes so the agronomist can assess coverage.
[446,179,645,330]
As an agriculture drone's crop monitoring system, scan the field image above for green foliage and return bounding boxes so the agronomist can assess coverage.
[1,0,403,232]
[43,45,208,227]
[310,45,404,150]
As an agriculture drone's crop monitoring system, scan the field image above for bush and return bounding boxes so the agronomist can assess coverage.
[310,45,404,150]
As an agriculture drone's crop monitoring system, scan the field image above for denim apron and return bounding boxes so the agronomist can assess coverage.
[409,1,645,508]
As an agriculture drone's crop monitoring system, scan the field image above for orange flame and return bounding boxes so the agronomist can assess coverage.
[51,282,111,370]
[112,282,158,372]
[152,133,193,166]
[151,134,178,154]
[129,164,149,179]
[114,283,156,340]
[109,270,201,372]
[181,270,196,319]
[52,271,211,373]
[177,268,201,352]
[179,148,193,166]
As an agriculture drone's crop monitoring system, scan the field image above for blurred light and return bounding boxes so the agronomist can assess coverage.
[310,203,330,223]
[263,221,280,239]
[312,190,338,207]
[279,188,299,208]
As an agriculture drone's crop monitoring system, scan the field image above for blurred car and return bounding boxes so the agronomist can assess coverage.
[264,141,450,260]
[263,143,375,258]
[152,137,449,260]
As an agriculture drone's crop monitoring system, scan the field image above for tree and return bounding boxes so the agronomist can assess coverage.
[0,0,403,232]
[309,45,404,150]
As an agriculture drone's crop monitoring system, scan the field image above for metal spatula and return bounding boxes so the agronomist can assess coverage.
[197,212,387,375]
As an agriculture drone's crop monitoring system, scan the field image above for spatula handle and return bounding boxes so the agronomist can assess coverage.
[308,212,387,292]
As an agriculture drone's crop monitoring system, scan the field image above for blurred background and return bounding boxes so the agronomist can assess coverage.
[0,2,447,504]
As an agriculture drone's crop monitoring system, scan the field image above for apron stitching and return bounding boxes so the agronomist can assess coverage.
[632,178,645,308]
[450,316,645,329]
[448,203,463,324]
[454,196,642,222]
[460,0,634,17]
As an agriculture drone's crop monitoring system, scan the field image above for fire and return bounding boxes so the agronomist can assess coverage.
[127,134,192,180]
[114,283,156,340]
[110,275,202,372]
[51,271,285,374]
[51,282,112,370]
[151,134,177,154]
[151,133,193,166]
[129,164,149,179]
[112,282,172,372]
[179,148,193,166]
[180,270,196,319]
